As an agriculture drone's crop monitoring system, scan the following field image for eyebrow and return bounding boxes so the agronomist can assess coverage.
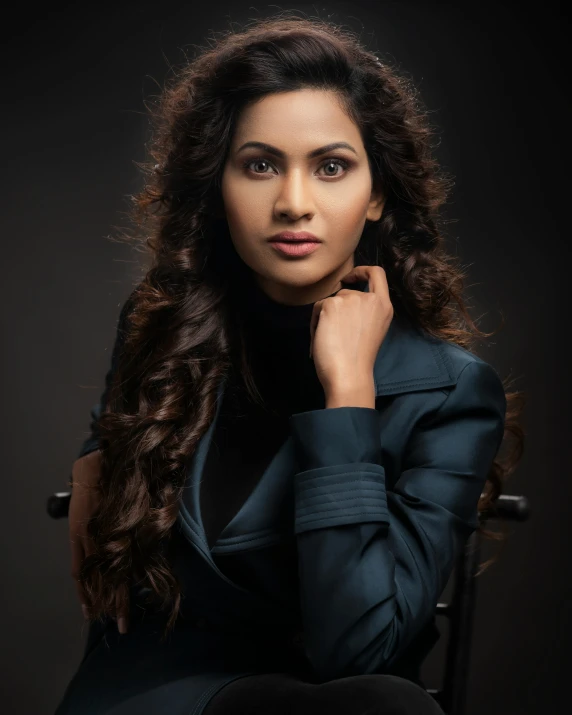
[235,141,358,158]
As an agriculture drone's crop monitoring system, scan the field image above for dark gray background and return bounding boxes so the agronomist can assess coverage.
[2,1,569,713]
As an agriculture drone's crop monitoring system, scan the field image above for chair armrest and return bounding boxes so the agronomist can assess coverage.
[47,491,71,519]
[480,493,530,522]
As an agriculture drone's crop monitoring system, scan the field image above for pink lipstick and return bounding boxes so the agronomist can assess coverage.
[269,241,321,257]
[268,231,322,258]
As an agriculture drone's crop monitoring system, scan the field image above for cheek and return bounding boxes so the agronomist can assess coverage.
[220,186,262,263]
[323,175,372,221]
[222,178,265,235]
[326,197,370,244]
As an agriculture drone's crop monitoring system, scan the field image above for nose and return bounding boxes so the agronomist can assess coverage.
[273,169,315,220]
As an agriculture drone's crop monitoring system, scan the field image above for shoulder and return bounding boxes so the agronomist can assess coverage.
[440,333,504,386]
[427,337,507,424]
[386,329,507,465]
[440,337,504,385]
[375,313,505,407]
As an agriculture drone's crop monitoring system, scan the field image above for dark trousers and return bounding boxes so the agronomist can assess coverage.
[202,672,444,715]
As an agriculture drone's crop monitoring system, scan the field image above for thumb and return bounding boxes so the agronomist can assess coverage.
[309,298,325,359]
[340,268,361,283]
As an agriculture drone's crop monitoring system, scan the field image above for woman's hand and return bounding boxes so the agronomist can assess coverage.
[69,449,129,634]
[309,265,394,404]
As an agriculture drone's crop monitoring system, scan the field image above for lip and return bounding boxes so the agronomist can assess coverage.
[269,241,322,257]
[268,231,322,242]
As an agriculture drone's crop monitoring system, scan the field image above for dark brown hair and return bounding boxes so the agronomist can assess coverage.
[79,12,525,638]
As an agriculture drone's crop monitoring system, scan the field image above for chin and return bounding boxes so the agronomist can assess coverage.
[260,257,336,284]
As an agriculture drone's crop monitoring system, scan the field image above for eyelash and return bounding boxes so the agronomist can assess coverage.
[242,156,352,178]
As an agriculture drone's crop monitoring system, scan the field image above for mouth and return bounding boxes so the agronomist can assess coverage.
[268,231,321,242]
[267,232,322,257]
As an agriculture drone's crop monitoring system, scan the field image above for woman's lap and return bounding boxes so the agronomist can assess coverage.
[202,672,444,715]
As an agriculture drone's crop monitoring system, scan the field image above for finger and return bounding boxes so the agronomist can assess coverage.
[80,536,97,618]
[340,265,390,302]
[309,299,324,359]
[71,536,90,617]
[115,585,130,635]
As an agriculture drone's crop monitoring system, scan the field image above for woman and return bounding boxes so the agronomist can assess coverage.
[56,13,523,715]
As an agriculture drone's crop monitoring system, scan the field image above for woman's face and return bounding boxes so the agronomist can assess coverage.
[221,88,384,305]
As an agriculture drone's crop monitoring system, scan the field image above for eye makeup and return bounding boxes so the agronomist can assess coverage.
[241,156,353,178]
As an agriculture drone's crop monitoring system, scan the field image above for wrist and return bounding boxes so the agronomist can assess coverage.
[325,375,376,409]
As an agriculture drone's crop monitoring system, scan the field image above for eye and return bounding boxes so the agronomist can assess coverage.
[242,157,351,178]
[318,159,350,177]
[244,158,275,175]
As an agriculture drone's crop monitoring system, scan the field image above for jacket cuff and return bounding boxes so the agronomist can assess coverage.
[289,407,388,535]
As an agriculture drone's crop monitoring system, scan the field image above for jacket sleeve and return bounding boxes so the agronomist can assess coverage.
[288,359,506,682]
[75,290,136,460]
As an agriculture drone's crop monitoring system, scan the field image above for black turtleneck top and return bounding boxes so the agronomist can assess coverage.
[76,273,363,565]
[198,275,338,550]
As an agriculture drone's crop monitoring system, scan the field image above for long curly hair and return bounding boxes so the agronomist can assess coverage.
[80,12,525,639]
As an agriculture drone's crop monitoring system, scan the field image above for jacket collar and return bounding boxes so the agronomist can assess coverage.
[372,312,457,395]
[362,280,457,396]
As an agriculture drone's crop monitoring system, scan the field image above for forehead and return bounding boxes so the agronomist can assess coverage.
[231,89,363,152]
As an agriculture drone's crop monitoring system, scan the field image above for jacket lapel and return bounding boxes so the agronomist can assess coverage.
[178,284,460,570]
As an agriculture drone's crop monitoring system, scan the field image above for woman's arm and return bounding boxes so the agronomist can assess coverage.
[76,289,136,459]
[69,289,137,632]
[288,359,506,682]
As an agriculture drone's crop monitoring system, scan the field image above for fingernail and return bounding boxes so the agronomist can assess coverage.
[81,604,89,620]
[117,616,128,634]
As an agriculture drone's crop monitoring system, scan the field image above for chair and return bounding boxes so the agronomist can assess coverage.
[427,493,530,714]
[47,490,530,715]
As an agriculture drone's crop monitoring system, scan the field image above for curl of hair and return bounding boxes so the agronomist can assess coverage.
[79,12,525,639]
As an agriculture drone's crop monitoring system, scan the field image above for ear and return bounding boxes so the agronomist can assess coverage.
[366,186,385,222]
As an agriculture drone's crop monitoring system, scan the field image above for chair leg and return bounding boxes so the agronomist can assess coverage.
[440,531,481,715]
